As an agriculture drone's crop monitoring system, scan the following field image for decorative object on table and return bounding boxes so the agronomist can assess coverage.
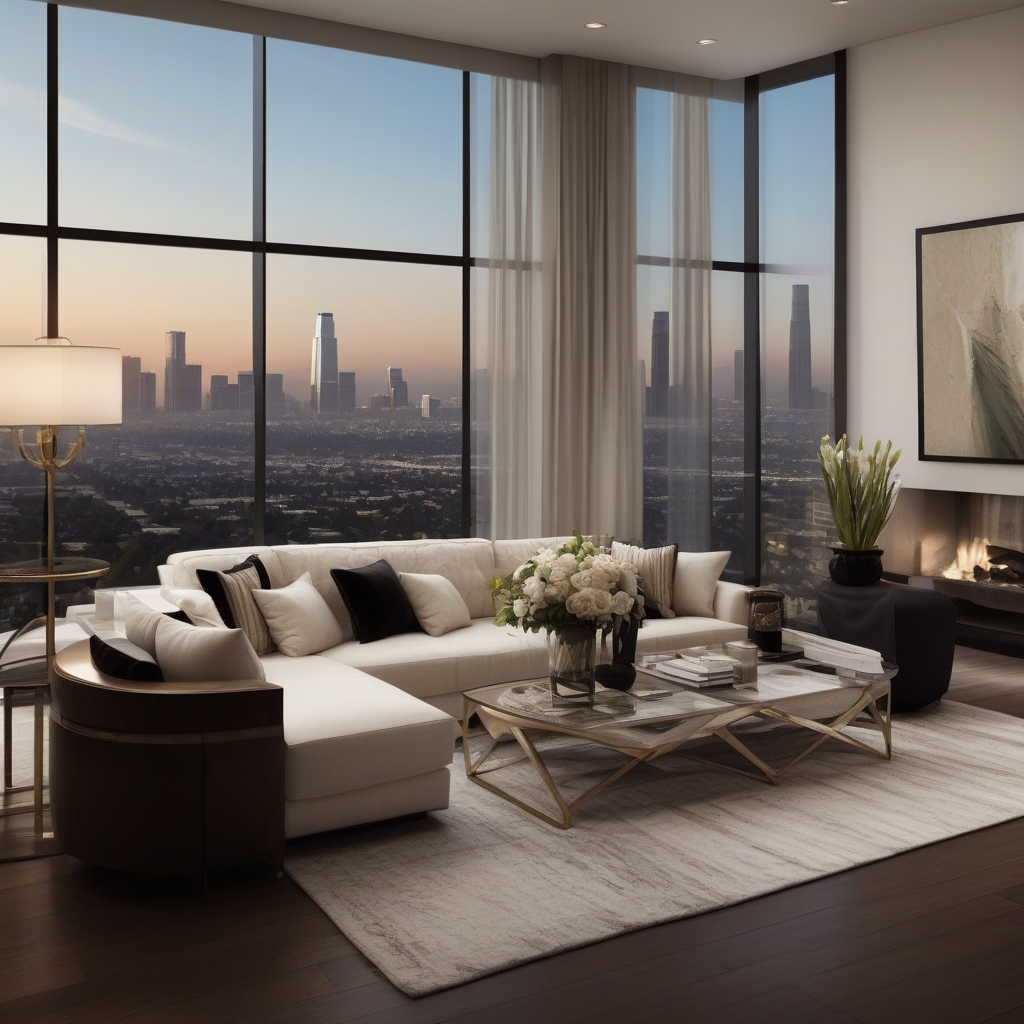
[0,336,120,857]
[493,533,645,699]
[818,434,902,586]
[748,585,785,652]
[917,212,1024,463]
[725,639,759,684]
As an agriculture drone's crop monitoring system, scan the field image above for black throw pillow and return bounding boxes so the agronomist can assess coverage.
[196,554,270,628]
[330,560,422,644]
[90,635,164,683]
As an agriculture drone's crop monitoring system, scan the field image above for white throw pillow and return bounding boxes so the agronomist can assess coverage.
[399,573,472,637]
[154,616,265,683]
[160,587,226,628]
[124,596,165,657]
[673,550,731,618]
[251,572,345,657]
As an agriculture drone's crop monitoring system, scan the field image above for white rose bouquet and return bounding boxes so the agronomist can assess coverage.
[492,533,645,643]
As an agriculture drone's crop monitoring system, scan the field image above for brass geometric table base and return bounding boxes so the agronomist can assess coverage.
[463,682,892,831]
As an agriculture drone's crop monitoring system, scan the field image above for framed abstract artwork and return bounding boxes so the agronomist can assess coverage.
[918,212,1024,463]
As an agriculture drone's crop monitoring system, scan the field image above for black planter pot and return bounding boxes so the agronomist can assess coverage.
[829,548,884,586]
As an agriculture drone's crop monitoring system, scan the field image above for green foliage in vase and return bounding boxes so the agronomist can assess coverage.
[818,434,902,551]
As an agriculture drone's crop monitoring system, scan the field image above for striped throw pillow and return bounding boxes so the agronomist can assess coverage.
[611,542,677,618]
[210,564,275,655]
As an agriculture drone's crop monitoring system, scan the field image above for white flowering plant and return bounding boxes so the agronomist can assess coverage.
[818,434,902,551]
[492,533,645,643]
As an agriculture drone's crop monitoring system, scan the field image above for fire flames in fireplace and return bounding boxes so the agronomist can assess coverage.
[942,539,1024,585]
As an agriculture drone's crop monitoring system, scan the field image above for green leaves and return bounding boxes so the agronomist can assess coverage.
[818,434,902,551]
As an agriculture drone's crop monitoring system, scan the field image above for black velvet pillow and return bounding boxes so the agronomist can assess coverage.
[330,560,421,644]
[196,554,270,629]
[90,635,164,683]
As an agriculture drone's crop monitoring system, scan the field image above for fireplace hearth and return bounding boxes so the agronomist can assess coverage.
[878,490,1024,653]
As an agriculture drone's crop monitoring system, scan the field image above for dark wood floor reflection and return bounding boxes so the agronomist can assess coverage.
[1,645,1022,1024]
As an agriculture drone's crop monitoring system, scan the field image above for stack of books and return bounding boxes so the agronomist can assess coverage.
[650,652,737,689]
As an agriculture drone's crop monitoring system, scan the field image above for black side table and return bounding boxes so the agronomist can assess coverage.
[815,579,957,711]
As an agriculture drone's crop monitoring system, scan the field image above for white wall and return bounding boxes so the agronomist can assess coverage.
[847,5,1024,494]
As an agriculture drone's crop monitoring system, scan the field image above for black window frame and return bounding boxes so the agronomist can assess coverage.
[0,4,475,545]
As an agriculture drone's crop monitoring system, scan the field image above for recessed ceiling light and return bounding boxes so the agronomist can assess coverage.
[584,22,607,29]
[697,38,718,45]
[831,1,849,5]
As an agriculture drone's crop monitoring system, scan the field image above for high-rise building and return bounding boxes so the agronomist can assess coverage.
[238,371,254,418]
[649,312,669,418]
[811,386,831,410]
[421,394,441,419]
[210,375,239,412]
[369,393,390,413]
[387,366,408,408]
[338,371,356,413]
[267,373,285,420]
[122,356,141,414]
[310,313,339,416]
[734,350,744,402]
[788,284,813,409]
[139,372,157,412]
[164,331,186,412]
[182,363,202,412]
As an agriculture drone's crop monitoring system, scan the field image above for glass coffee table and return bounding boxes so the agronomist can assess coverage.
[462,660,894,829]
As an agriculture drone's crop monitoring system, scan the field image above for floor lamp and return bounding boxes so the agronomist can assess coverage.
[0,338,121,846]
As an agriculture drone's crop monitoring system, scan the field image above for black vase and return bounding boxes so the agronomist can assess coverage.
[829,548,884,586]
[595,615,639,691]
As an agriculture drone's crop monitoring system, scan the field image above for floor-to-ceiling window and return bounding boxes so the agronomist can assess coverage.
[636,55,843,617]
[0,1,471,597]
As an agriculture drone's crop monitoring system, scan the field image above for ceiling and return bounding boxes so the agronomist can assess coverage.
[226,0,1022,78]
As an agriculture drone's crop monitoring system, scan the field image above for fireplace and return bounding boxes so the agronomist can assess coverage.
[878,490,1024,651]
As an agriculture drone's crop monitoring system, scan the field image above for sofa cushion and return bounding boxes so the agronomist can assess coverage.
[492,537,573,582]
[154,617,265,683]
[635,616,748,655]
[400,573,472,637]
[165,547,286,590]
[259,654,454,801]
[673,551,731,618]
[331,560,422,644]
[159,587,226,629]
[275,538,497,620]
[89,635,163,683]
[252,572,344,657]
[612,542,677,618]
[197,561,275,655]
[316,618,549,700]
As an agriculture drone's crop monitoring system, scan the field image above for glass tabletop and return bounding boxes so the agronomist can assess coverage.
[465,679,734,733]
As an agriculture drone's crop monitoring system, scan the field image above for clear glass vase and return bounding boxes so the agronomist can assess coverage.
[548,629,596,699]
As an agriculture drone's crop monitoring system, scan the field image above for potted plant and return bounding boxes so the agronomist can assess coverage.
[818,434,902,586]
[493,534,645,696]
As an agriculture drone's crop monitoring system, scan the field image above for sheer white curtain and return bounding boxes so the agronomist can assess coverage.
[666,75,713,551]
[478,56,665,543]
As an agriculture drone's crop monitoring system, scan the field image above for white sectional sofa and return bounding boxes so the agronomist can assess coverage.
[144,537,751,839]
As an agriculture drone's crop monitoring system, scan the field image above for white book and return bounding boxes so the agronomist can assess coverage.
[782,628,884,675]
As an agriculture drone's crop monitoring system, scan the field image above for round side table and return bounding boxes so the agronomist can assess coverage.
[0,557,108,858]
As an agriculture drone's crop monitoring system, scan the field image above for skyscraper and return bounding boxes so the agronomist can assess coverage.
[267,373,285,420]
[122,356,141,414]
[238,371,254,418]
[734,350,744,403]
[164,331,186,412]
[788,284,813,409]
[310,313,339,416]
[210,375,239,412]
[421,394,441,419]
[649,312,669,418]
[139,372,156,412]
[338,371,356,413]
[387,366,408,408]
[181,364,202,412]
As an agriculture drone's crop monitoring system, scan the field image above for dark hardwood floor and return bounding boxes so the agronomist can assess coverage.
[2,645,1024,1024]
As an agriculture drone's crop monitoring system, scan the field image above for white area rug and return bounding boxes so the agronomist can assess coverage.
[285,701,1024,996]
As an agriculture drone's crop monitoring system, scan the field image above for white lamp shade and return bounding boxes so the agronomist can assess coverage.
[0,344,122,426]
